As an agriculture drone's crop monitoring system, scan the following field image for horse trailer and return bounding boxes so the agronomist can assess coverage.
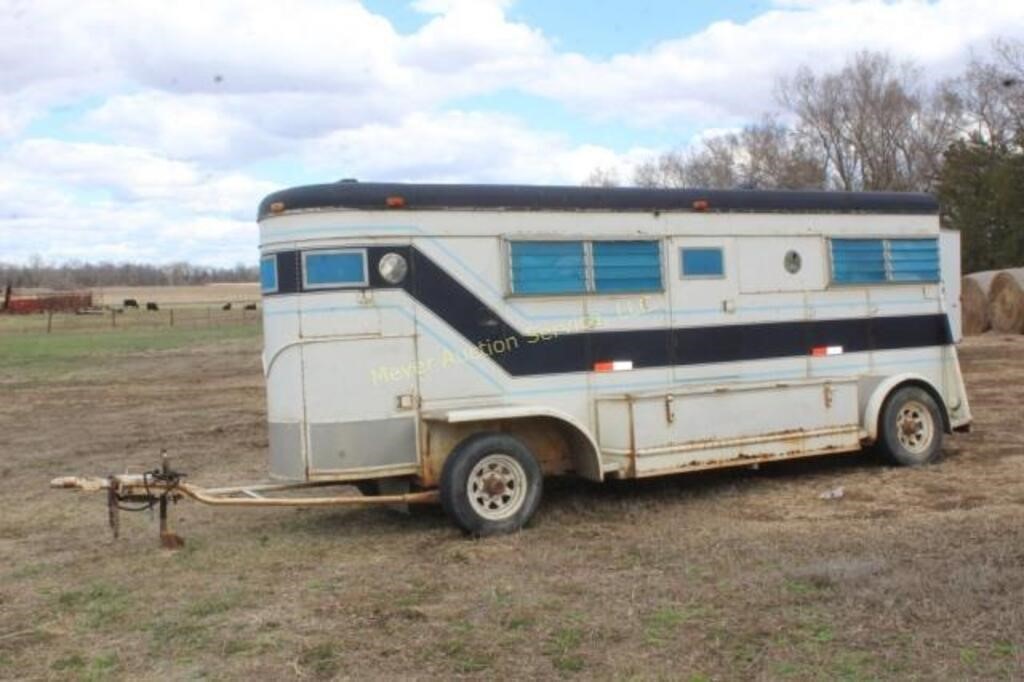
[54,182,972,540]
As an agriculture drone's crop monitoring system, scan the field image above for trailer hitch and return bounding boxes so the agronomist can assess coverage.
[52,454,441,548]
[106,451,186,549]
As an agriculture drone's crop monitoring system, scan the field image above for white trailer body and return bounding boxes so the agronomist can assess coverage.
[256,182,971,534]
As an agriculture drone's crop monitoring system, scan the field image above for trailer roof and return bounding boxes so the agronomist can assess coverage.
[257,181,939,220]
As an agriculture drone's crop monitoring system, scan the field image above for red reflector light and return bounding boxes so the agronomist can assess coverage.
[692,199,709,212]
[593,360,633,372]
[386,196,406,208]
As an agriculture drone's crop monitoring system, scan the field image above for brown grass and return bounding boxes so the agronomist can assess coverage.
[1,332,1022,680]
[92,284,259,307]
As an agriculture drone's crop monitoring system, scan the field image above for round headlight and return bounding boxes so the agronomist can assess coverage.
[378,252,408,284]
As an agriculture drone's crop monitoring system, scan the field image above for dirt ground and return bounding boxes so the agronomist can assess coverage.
[1,332,1022,680]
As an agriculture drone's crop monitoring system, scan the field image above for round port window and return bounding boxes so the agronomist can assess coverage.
[784,250,802,274]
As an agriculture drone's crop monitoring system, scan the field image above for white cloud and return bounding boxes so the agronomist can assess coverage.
[0,139,273,265]
[299,110,645,184]
[1,0,1022,265]
[529,0,1024,126]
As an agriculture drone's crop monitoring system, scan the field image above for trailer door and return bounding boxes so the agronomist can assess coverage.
[940,229,962,342]
[302,335,420,478]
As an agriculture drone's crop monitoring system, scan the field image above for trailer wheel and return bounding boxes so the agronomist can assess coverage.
[877,386,943,466]
[440,432,542,536]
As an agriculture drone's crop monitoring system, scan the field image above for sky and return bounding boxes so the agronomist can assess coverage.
[1,0,1023,267]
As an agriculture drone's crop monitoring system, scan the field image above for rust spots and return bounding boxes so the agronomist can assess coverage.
[160,531,185,550]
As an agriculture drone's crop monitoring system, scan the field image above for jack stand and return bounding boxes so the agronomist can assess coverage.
[157,451,185,549]
[159,493,184,550]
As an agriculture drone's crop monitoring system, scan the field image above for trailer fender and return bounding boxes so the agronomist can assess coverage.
[421,406,604,483]
[860,373,950,442]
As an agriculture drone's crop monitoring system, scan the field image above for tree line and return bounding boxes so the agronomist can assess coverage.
[1,258,259,290]
[585,39,1024,273]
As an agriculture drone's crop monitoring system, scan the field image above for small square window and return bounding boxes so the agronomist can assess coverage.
[302,249,368,289]
[681,247,724,278]
[260,255,278,293]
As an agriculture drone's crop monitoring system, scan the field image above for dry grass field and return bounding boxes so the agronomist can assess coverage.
[0,328,1022,680]
[91,284,260,308]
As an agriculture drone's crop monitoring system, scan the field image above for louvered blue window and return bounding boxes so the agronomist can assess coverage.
[592,241,662,293]
[302,249,368,289]
[888,239,940,282]
[830,238,939,284]
[680,247,724,278]
[509,241,586,294]
[260,255,277,293]
[831,239,886,283]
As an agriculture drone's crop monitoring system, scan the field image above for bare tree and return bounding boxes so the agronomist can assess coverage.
[777,51,963,192]
[632,118,825,190]
[994,38,1024,135]
[581,167,621,188]
[0,259,260,290]
[958,39,1024,147]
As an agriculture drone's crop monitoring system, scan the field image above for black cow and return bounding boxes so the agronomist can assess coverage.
[146,302,159,311]
[222,302,232,311]
[123,299,139,308]
[244,303,257,311]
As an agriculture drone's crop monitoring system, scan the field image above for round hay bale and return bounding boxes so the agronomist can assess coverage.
[988,268,1024,334]
[961,270,998,335]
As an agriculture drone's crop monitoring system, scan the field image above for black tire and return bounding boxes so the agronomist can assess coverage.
[877,386,944,466]
[440,432,543,536]
[354,480,378,497]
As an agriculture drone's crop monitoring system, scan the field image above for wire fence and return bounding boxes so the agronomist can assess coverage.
[0,306,262,335]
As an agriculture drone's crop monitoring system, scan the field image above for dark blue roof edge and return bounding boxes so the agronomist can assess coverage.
[257,182,939,221]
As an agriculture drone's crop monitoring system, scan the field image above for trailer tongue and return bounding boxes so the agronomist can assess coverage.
[50,453,439,548]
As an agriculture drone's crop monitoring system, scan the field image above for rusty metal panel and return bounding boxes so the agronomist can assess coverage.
[596,378,861,475]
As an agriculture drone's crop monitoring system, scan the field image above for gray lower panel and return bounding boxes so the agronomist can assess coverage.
[268,422,305,480]
[308,417,417,472]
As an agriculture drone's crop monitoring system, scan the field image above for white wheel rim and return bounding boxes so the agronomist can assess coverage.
[467,454,528,521]
[896,400,934,454]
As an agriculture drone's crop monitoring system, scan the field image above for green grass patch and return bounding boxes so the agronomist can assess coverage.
[0,324,258,378]
[544,625,585,674]
[992,640,1016,658]
[148,617,212,654]
[51,653,86,672]
[8,562,49,580]
[50,651,119,681]
[784,578,825,595]
[503,613,536,631]
[439,620,493,673]
[185,590,247,618]
[56,582,132,630]
[831,651,875,681]
[643,605,701,646]
[84,652,120,681]
[299,642,344,679]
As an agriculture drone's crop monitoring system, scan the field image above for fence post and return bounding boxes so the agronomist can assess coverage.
[169,309,174,327]
[207,307,212,327]
[111,308,117,328]
[47,311,53,334]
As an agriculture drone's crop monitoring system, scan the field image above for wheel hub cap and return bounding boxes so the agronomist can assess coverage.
[467,454,528,521]
[896,400,934,454]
